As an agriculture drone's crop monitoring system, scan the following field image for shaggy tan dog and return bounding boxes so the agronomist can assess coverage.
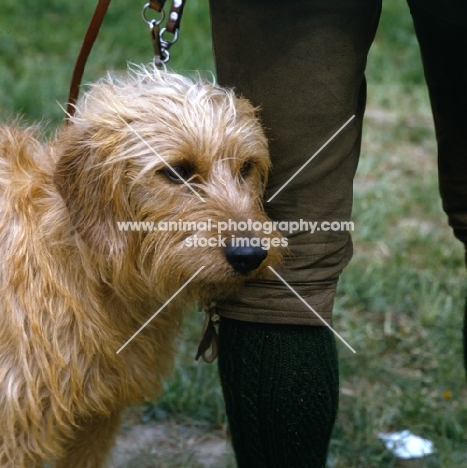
[0,66,282,467]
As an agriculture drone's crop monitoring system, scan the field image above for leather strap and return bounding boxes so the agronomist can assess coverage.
[149,0,183,32]
[66,0,112,120]
[165,0,185,33]
[149,0,165,11]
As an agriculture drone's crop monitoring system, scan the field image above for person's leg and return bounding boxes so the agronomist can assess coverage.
[209,0,382,327]
[406,0,467,374]
[209,1,382,466]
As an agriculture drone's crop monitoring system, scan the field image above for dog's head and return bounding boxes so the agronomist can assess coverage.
[54,65,283,301]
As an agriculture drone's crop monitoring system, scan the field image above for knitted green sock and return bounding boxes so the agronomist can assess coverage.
[218,318,339,468]
[464,294,467,379]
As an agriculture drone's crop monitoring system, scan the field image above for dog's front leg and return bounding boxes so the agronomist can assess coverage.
[54,411,122,468]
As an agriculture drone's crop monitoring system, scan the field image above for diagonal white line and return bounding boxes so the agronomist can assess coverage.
[268,266,356,353]
[267,115,356,202]
[116,266,205,354]
[118,116,206,203]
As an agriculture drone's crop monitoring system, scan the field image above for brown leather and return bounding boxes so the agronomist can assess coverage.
[66,0,112,121]
[150,0,183,33]
[149,0,166,12]
[166,1,185,33]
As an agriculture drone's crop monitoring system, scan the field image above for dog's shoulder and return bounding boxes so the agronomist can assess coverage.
[0,124,61,250]
[0,124,54,197]
[0,124,46,168]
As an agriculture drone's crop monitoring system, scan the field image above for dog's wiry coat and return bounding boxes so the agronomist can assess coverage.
[0,66,281,467]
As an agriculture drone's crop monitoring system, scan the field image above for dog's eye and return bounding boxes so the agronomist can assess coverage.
[162,165,192,184]
[240,160,253,179]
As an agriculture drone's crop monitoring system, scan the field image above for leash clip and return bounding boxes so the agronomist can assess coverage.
[142,1,183,66]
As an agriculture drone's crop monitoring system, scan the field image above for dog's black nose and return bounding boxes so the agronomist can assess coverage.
[225,244,268,274]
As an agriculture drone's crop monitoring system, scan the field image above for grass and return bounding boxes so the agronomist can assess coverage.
[1,0,466,466]
[0,0,214,125]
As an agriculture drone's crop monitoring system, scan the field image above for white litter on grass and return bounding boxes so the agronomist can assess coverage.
[378,430,435,459]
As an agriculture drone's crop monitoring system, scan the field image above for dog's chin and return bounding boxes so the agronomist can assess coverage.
[197,283,245,304]
[189,263,272,301]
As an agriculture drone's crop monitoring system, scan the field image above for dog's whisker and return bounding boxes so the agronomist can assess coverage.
[56,100,72,119]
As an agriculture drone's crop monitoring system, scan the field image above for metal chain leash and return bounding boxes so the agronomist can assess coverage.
[66,0,186,120]
[142,0,185,66]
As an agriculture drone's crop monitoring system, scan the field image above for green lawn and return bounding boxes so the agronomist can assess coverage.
[1,0,466,466]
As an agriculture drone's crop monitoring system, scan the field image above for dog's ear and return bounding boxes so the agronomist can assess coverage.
[53,122,134,256]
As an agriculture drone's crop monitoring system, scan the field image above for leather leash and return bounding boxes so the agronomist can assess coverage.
[66,0,111,120]
[148,0,184,34]
[66,0,185,122]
